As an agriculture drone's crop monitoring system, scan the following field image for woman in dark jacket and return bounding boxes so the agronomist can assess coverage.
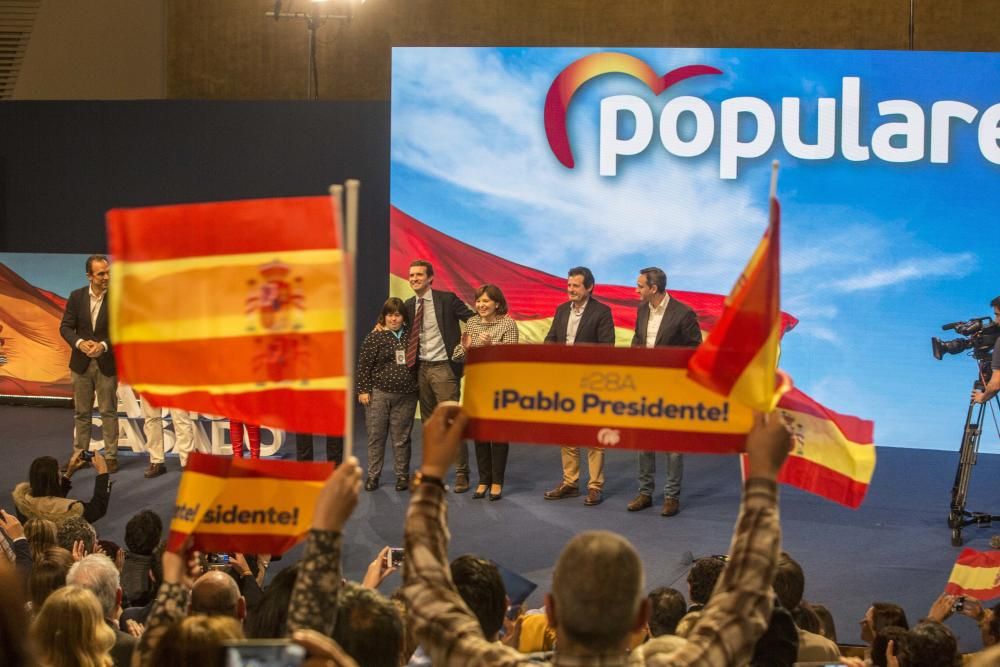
[12,452,111,526]
[357,297,418,491]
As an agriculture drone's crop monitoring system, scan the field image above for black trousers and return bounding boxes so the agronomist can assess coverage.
[475,441,509,486]
[295,433,344,465]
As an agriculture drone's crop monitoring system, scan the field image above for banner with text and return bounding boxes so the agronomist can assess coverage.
[166,452,332,555]
[463,344,754,452]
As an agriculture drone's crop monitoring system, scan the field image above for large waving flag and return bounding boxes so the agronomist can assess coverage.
[107,197,346,435]
[769,387,875,508]
[0,263,72,397]
[687,176,789,412]
[945,549,1000,601]
[389,206,797,346]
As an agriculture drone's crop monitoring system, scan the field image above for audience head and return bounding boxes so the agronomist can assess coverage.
[29,546,75,611]
[772,552,805,613]
[0,560,30,667]
[473,284,509,316]
[124,510,163,555]
[30,585,115,667]
[332,582,403,667]
[810,602,837,642]
[548,530,647,652]
[149,614,243,667]
[687,556,726,607]
[378,297,409,328]
[861,602,909,643]
[66,554,121,620]
[871,625,907,667]
[190,570,245,621]
[647,586,687,637]
[896,621,960,667]
[57,516,97,554]
[245,563,298,638]
[28,456,63,498]
[790,601,821,635]
[24,518,58,561]
[450,555,507,640]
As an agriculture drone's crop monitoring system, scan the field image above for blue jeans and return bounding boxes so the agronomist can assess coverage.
[638,452,682,498]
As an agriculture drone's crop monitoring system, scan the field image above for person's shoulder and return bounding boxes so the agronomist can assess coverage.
[590,297,613,313]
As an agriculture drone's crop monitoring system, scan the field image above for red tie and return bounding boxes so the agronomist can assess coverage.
[406,298,423,367]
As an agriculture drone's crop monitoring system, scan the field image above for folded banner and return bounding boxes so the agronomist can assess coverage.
[463,343,754,452]
[107,196,346,435]
[945,549,1000,601]
[739,387,876,508]
[166,452,332,554]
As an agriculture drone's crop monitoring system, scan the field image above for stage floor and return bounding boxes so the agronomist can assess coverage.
[3,404,999,652]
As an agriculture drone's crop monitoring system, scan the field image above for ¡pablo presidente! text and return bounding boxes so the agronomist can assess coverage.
[492,389,730,421]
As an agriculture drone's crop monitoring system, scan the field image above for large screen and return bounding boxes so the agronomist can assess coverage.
[390,47,1000,453]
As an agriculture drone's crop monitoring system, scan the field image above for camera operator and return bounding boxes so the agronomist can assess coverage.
[971,296,1000,405]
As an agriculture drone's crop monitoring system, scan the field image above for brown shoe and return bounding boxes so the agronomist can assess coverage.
[106,459,119,474]
[584,488,603,506]
[453,473,470,494]
[627,493,652,512]
[544,483,580,500]
[661,497,680,517]
[143,462,166,479]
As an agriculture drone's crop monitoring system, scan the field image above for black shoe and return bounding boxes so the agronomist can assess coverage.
[364,478,379,492]
[472,485,488,499]
[489,488,503,501]
[395,477,409,492]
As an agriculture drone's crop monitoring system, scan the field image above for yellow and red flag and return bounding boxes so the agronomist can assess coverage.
[687,192,791,412]
[166,452,332,554]
[740,387,876,508]
[107,197,346,435]
[945,549,1000,601]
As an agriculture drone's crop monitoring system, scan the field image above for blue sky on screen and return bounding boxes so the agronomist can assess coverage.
[392,46,999,452]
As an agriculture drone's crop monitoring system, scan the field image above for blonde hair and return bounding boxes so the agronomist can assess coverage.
[31,586,114,667]
[24,519,58,562]
[150,615,243,667]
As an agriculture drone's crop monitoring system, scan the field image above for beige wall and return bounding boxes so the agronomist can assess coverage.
[14,0,165,99]
[11,1,1000,101]
[165,0,1000,102]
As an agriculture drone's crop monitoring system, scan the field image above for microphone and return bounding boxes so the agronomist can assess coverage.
[941,321,963,331]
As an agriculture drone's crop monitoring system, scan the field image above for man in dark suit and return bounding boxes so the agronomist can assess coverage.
[543,266,616,506]
[627,266,702,517]
[405,260,475,492]
[60,255,119,472]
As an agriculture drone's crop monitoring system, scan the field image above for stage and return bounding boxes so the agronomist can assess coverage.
[3,403,999,653]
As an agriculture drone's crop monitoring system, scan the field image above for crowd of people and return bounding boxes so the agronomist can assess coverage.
[3,403,1000,666]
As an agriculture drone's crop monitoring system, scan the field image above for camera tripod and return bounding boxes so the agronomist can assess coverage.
[948,367,1000,546]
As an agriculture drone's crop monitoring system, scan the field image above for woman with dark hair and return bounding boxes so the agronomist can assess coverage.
[12,452,111,526]
[245,564,300,638]
[357,297,418,491]
[453,284,520,500]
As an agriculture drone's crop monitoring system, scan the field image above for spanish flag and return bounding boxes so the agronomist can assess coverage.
[107,197,346,435]
[945,549,1000,601]
[771,387,875,508]
[687,188,790,412]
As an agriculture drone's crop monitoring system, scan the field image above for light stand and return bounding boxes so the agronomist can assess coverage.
[265,0,364,100]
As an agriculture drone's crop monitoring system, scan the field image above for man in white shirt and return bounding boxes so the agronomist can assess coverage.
[59,255,120,473]
[627,267,701,517]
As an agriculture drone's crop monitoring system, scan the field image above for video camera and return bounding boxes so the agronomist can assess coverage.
[932,316,999,361]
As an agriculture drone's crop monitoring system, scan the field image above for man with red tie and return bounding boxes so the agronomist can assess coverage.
[404,260,474,492]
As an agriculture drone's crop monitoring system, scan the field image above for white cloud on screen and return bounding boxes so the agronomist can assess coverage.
[831,253,977,292]
[391,48,766,293]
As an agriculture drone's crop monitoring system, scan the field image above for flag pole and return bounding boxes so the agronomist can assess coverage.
[343,179,360,459]
[329,183,351,458]
[769,160,779,199]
